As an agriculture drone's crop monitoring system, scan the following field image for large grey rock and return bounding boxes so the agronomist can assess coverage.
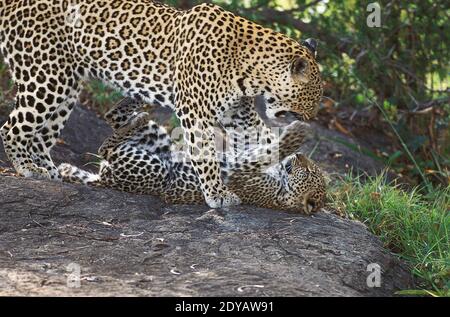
[0,176,414,296]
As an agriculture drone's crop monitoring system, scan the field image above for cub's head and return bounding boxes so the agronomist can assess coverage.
[279,153,326,214]
[264,38,323,123]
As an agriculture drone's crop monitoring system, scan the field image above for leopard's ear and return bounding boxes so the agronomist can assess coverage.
[301,38,318,58]
[290,57,310,84]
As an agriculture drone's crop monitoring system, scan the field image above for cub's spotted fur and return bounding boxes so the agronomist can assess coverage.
[60,99,326,213]
[0,0,322,208]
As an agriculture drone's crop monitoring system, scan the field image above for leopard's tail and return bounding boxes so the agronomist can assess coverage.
[58,163,101,185]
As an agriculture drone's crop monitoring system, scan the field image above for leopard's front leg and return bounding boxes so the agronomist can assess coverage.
[178,109,241,208]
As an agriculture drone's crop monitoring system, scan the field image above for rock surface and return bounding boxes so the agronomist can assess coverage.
[0,176,414,296]
[0,104,414,296]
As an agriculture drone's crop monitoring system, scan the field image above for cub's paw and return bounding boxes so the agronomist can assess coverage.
[128,111,151,128]
[279,121,310,157]
[58,163,78,181]
[205,190,241,209]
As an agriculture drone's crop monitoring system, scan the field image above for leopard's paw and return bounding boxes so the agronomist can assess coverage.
[279,121,310,156]
[58,163,78,181]
[128,111,151,128]
[19,163,52,180]
[282,120,310,138]
[205,190,241,208]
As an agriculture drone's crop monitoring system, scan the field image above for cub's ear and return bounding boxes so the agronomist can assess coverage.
[301,38,318,58]
[290,57,310,83]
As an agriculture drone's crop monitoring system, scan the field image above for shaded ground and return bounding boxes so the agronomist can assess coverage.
[0,103,414,296]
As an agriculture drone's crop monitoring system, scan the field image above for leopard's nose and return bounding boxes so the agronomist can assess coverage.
[303,192,319,214]
[303,102,320,121]
[306,199,316,213]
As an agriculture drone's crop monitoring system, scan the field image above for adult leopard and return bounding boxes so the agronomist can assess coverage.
[0,0,322,208]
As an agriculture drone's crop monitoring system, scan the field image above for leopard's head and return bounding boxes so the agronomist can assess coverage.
[279,153,326,214]
[264,38,323,123]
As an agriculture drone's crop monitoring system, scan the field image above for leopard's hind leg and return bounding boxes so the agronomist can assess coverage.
[98,119,173,194]
[0,15,82,180]
[99,108,171,158]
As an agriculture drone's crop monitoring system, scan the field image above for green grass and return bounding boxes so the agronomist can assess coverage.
[329,173,449,297]
[84,80,123,113]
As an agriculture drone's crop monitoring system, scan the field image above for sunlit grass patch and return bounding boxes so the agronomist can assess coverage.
[328,173,449,296]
